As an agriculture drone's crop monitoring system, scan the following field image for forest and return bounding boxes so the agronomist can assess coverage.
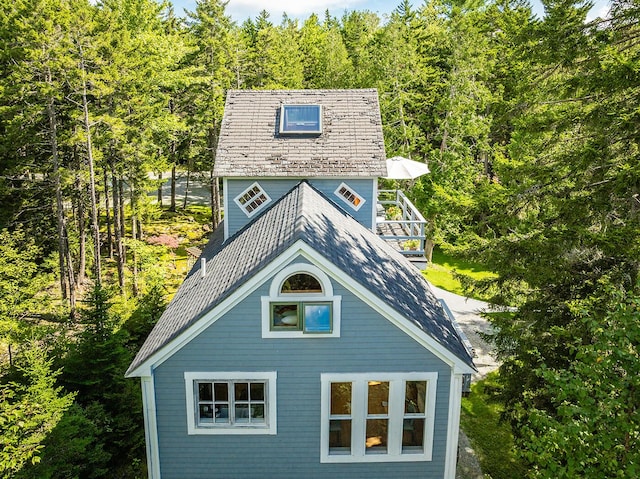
[0,0,638,477]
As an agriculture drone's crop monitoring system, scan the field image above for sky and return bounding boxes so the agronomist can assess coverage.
[170,0,612,24]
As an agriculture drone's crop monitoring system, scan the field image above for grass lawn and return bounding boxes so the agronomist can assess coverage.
[422,247,497,300]
[460,373,527,479]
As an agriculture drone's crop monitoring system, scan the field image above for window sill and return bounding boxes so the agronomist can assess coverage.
[322,452,433,463]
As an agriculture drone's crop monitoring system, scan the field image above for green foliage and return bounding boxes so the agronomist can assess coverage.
[0,229,53,344]
[16,403,111,479]
[461,372,527,479]
[57,283,160,476]
[515,289,640,478]
[0,345,75,477]
[477,0,640,474]
[0,0,638,475]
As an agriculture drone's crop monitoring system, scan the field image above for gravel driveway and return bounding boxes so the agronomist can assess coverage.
[432,286,500,380]
[431,285,501,479]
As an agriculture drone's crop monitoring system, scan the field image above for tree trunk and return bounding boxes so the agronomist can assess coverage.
[119,179,125,239]
[424,239,435,263]
[157,170,163,207]
[182,167,191,210]
[111,163,125,295]
[79,46,101,285]
[170,165,177,212]
[208,122,222,226]
[76,173,86,286]
[210,176,220,227]
[64,232,77,315]
[130,185,139,297]
[45,69,75,315]
[104,169,113,259]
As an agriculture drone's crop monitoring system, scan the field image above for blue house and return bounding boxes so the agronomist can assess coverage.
[126,89,475,479]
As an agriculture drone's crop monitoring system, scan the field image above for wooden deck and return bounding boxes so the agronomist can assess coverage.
[376,190,428,257]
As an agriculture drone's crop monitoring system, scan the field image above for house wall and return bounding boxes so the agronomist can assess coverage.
[225,178,376,237]
[152,258,453,479]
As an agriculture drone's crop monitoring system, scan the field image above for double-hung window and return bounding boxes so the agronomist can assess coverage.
[320,373,437,462]
[262,263,341,338]
[184,372,277,435]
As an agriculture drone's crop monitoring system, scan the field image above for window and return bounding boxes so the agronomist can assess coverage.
[262,263,341,338]
[279,104,322,134]
[234,182,271,217]
[321,373,437,462]
[271,302,332,333]
[335,183,365,211]
[184,372,277,435]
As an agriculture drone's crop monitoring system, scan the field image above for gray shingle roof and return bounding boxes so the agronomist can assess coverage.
[213,89,387,178]
[127,182,474,375]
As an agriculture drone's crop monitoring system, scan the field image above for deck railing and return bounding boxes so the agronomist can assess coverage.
[377,189,428,256]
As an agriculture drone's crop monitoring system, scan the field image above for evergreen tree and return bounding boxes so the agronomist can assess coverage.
[480,0,640,474]
[299,13,352,88]
[0,345,75,477]
[187,0,236,225]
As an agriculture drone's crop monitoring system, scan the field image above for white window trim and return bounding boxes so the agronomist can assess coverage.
[233,182,272,218]
[320,372,438,463]
[184,371,277,435]
[334,182,366,211]
[262,263,341,338]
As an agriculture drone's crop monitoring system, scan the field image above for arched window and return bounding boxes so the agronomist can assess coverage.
[280,273,322,294]
[262,263,341,338]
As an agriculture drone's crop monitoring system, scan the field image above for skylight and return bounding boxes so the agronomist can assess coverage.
[279,104,322,134]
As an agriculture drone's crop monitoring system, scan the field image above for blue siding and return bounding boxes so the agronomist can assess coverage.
[226,179,376,237]
[153,258,452,478]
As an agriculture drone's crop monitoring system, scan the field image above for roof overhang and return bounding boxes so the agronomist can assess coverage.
[126,240,476,378]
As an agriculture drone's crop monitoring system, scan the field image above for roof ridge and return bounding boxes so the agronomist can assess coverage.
[127,180,474,376]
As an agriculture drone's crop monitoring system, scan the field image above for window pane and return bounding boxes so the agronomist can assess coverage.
[365,419,388,453]
[304,303,331,332]
[367,381,389,415]
[199,404,214,422]
[251,404,265,421]
[272,303,299,328]
[235,405,250,423]
[281,273,322,293]
[235,383,249,401]
[215,405,229,423]
[403,418,425,451]
[214,382,228,401]
[250,382,265,401]
[281,105,321,132]
[198,382,212,401]
[330,382,351,415]
[329,420,351,452]
[405,381,426,414]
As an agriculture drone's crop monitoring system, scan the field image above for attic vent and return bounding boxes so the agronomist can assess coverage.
[234,182,272,218]
[279,105,322,134]
[335,182,365,211]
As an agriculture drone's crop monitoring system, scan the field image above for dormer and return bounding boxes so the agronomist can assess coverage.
[213,89,387,239]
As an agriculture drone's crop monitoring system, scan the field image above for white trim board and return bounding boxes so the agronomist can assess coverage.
[320,372,438,463]
[183,371,277,436]
[126,240,475,378]
[141,376,161,479]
